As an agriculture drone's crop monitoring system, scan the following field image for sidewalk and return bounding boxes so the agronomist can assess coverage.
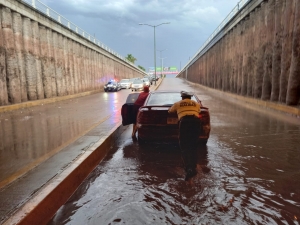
[0,78,163,225]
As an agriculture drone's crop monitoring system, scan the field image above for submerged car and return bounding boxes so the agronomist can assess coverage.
[131,91,210,144]
[149,75,159,82]
[131,79,145,92]
[119,79,132,89]
[104,80,121,92]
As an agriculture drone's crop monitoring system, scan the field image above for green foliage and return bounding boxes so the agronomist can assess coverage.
[138,65,145,71]
[125,54,137,64]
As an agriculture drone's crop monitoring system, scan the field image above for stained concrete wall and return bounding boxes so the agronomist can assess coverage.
[178,0,300,107]
[0,0,145,106]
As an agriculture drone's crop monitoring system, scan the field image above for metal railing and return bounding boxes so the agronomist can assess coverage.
[181,0,250,72]
[21,0,143,71]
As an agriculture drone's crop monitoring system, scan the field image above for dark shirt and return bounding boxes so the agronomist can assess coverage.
[134,92,149,106]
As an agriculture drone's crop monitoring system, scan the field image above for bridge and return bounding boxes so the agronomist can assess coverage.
[0,0,300,224]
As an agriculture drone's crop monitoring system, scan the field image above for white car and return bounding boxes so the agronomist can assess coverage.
[142,78,151,86]
[119,79,131,89]
[131,79,144,92]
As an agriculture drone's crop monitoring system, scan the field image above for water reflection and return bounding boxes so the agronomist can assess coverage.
[0,91,130,186]
[49,118,299,224]
[48,132,213,225]
[14,77,299,224]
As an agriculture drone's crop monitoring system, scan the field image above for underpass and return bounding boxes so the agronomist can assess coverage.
[1,76,300,224]
[1,0,300,224]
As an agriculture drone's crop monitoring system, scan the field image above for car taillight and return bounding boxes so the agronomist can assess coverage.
[200,109,210,124]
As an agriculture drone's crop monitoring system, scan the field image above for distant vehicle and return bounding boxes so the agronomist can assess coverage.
[119,79,131,89]
[129,78,135,84]
[143,75,152,80]
[131,79,144,92]
[142,78,151,86]
[122,91,210,144]
[104,80,121,92]
[129,77,140,83]
[149,75,159,82]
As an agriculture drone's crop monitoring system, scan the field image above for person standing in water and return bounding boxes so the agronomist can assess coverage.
[132,86,150,138]
[168,91,202,181]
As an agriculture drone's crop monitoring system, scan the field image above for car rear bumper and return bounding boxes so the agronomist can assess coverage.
[137,124,210,141]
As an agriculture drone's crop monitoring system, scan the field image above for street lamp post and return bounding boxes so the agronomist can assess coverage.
[160,57,166,78]
[139,22,170,85]
[157,49,167,78]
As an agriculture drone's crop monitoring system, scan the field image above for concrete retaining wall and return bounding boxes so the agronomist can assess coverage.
[178,0,300,107]
[0,0,145,107]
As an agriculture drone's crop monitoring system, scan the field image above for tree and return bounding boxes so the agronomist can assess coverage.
[125,54,137,64]
[138,65,145,71]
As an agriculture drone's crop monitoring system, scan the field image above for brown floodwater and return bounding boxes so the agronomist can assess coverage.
[49,78,300,225]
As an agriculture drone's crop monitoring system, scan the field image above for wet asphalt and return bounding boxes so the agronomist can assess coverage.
[0,78,162,223]
[47,77,300,225]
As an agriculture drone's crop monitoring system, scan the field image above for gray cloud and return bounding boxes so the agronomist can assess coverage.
[43,0,240,71]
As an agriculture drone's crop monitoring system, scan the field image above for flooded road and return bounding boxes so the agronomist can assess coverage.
[0,90,131,186]
[49,78,300,225]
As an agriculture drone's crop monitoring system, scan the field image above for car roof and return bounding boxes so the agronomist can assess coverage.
[144,91,200,106]
[133,79,143,83]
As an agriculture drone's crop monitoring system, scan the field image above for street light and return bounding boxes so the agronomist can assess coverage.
[157,49,167,78]
[160,57,167,78]
[139,22,170,85]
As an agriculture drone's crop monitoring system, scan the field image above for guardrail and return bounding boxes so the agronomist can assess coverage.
[21,0,144,72]
[180,0,251,72]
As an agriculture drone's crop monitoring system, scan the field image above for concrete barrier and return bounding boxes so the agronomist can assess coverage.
[0,0,146,107]
[188,79,300,118]
[178,0,300,108]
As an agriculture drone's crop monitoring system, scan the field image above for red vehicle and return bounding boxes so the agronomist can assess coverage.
[122,91,210,144]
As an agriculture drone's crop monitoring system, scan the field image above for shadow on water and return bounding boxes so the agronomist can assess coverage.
[124,141,210,184]
[48,136,213,225]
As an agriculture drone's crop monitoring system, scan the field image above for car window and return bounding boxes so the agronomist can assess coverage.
[146,93,197,106]
[120,79,129,83]
[133,80,143,84]
[125,93,140,104]
[107,81,117,85]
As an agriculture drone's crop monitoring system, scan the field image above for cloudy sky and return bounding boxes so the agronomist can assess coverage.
[42,0,241,72]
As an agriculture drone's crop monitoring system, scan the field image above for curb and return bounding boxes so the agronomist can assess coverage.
[0,90,102,113]
[186,80,300,118]
[3,122,125,225]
